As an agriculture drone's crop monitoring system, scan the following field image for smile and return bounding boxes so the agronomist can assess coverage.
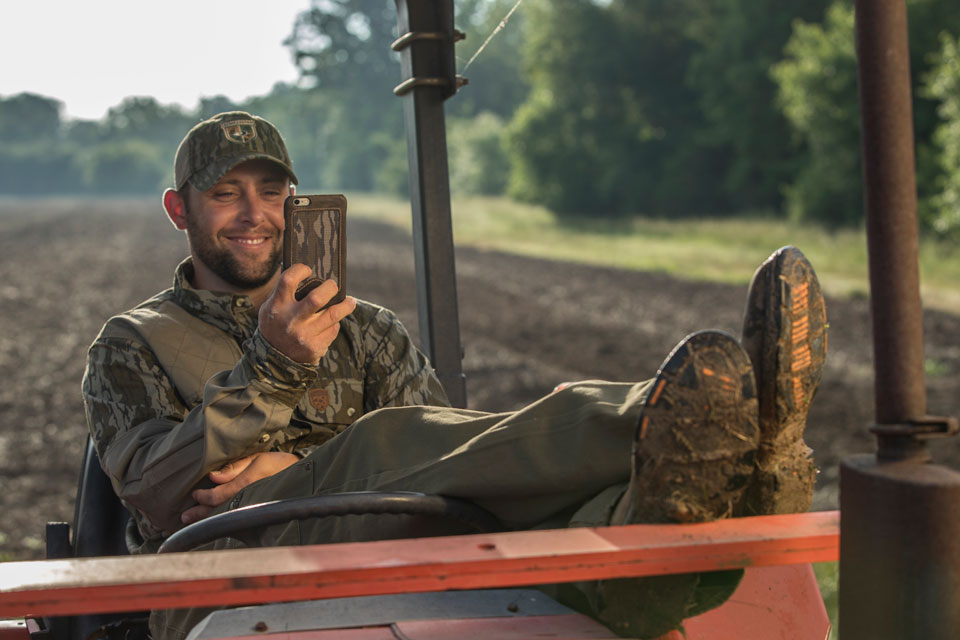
[231,237,267,245]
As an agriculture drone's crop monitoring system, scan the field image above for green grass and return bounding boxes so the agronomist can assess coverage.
[347,193,960,314]
[815,562,840,639]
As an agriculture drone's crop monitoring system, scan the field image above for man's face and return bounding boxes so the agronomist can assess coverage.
[182,160,290,293]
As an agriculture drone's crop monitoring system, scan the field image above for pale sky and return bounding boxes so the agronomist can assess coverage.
[1,0,312,120]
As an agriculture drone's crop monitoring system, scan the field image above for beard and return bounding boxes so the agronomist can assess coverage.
[185,215,281,291]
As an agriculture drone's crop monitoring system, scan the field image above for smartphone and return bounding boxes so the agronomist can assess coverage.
[282,194,347,307]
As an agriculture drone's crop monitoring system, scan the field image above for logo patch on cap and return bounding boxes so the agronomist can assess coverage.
[221,120,257,144]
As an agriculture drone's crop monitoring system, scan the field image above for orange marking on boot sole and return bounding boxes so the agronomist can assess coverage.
[788,278,812,377]
[793,316,810,342]
[792,375,806,406]
[639,415,650,439]
[716,375,736,394]
[701,368,737,394]
[792,282,809,311]
[792,347,812,371]
[789,276,812,405]
[649,379,667,405]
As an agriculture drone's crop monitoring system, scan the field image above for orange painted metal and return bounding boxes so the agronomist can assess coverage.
[125,566,828,640]
[0,511,838,619]
[682,564,830,640]
[0,620,33,640]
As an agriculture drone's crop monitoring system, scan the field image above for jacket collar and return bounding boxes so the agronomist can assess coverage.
[171,258,258,343]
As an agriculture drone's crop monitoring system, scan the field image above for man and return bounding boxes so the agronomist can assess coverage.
[83,112,446,544]
[82,111,826,639]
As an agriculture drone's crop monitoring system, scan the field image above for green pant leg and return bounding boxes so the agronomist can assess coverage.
[151,379,652,640]
[292,379,650,542]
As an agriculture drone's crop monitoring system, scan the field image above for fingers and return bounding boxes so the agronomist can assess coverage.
[259,267,356,364]
[274,268,350,319]
[326,295,358,323]
[300,279,340,312]
[208,454,256,484]
[307,295,356,333]
[273,263,314,303]
[192,483,235,508]
[189,472,255,514]
[180,504,212,525]
[302,296,356,354]
[190,456,259,513]
[186,453,300,524]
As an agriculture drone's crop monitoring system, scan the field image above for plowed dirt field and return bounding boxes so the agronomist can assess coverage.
[2,197,959,560]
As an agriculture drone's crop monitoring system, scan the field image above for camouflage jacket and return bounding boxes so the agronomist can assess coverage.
[82,259,448,550]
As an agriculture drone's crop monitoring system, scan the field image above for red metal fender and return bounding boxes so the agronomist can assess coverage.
[0,511,838,620]
[0,619,38,640]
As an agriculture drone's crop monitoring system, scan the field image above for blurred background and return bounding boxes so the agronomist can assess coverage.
[0,0,958,238]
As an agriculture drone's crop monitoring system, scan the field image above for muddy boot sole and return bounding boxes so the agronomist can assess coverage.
[741,246,827,515]
[624,330,760,525]
[596,330,759,639]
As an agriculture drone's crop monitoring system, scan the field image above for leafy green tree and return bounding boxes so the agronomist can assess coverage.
[686,0,831,211]
[773,0,960,228]
[94,97,194,188]
[448,111,509,195]
[903,0,960,138]
[0,146,83,194]
[505,0,621,214]
[247,83,398,192]
[82,140,167,194]
[197,95,242,120]
[923,33,960,237]
[903,0,960,224]
[506,0,727,217]
[102,97,193,155]
[772,2,862,227]
[0,93,62,144]
[372,130,410,195]
[286,0,399,90]
[64,119,104,147]
[282,0,528,193]
[283,0,403,190]
[0,93,87,194]
[448,0,530,120]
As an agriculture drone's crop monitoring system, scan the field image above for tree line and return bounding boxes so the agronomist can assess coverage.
[1,0,959,237]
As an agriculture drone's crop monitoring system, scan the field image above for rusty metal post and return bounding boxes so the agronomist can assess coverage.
[841,1,960,638]
[392,0,467,407]
[857,0,926,429]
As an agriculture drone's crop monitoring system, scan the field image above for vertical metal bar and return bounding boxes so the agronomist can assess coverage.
[393,0,467,408]
[841,2,960,638]
[855,0,926,425]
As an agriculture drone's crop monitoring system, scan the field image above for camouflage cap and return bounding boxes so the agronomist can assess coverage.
[174,111,298,192]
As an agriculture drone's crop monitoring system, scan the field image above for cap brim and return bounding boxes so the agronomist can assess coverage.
[186,153,299,192]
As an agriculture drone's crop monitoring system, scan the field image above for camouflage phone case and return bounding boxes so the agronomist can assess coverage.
[282,194,347,306]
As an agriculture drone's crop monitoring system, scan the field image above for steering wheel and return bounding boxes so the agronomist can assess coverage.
[157,491,502,553]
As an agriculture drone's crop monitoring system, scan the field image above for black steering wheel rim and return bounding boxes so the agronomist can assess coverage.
[157,491,502,553]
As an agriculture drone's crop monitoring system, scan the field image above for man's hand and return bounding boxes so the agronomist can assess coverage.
[258,264,357,365]
[180,452,300,525]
